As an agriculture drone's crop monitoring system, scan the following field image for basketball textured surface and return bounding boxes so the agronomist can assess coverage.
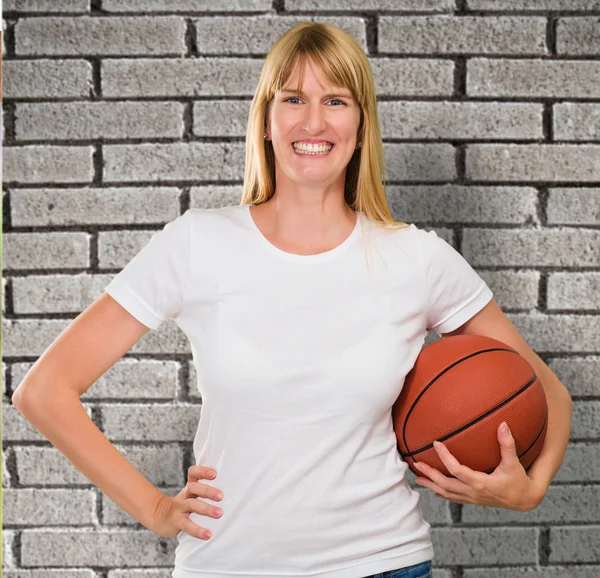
[392,334,548,478]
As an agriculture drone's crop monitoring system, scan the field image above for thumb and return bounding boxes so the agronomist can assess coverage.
[498,422,519,466]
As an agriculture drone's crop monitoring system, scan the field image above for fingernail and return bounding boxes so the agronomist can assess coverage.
[501,422,510,436]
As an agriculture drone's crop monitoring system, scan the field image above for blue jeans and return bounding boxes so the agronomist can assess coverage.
[364,559,432,578]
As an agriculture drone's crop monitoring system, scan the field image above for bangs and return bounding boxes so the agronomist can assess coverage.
[270,34,363,107]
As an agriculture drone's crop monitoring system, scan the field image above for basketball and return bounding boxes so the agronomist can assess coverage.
[392,334,548,479]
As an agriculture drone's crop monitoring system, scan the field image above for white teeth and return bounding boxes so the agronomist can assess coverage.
[292,142,332,154]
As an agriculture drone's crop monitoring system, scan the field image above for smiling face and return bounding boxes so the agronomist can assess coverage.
[265,56,362,190]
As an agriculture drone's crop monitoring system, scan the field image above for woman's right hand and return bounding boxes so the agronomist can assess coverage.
[151,465,224,539]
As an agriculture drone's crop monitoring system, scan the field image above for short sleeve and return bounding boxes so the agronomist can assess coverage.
[417,227,494,337]
[103,210,191,330]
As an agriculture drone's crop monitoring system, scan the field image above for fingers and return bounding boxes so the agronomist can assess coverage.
[180,466,224,540]
[188,465,217,483]
[192,481,224,503]
[181,515,214,541]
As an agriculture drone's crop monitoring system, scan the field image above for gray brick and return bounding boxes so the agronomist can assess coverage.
[4,0,90,11]
[379,16,547,55]
[4,403,93,441]
[3,362,8,405]
[557,17,600,55]
[15,102,184,141]
[571,401,600,438]
[15,445,184,487]
[11,359,180,400]
[189,185,243,208]
[2,318,190,357]
[466,144,600,183]
[101,404,200,441]
[384,143,457,181]
[548,273,600,310]
[378,101,543,140]
[463,485,600,525]
[193,101,251,137]
[430,527,537,565]
[3,59,92,99]
[513,313,600,353]
[15,17,186,56]
[548,357,600,397]
[371,58,454,96]
[547,188,600,225]
[468,59,600,98]
[194,16,367,54]
[99,229,167,267]
[10,187,181,227]
[109,570,173,578]
[465,566,600,578]
[3,447,11,487]
[83,359,181,400]
[477,270,540,310]
[11,273,112,313]
[549,526,600,563]
[20,529,176,567]
[2,489,96,525]
[3,145,93,184]
[467,0,600,9]
[287,0,455,11]
[103,0,271,11]
[387,185,538,223]
[463,228,600,268]
[3,232,89,270]
[3,529,16,568]
[103,142,246,183]
[554,103,600,141]
[13,446,98,486]
[102,58,264,98]
[2,568,96,578]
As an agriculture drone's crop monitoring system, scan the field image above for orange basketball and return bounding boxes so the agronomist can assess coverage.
[392,334,548,478]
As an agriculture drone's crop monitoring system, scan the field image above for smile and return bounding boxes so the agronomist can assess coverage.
[291,143,334,157]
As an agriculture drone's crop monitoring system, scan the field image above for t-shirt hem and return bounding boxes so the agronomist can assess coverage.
[104,280,163,330]
[430,283,494,336]
[171,545,434,578]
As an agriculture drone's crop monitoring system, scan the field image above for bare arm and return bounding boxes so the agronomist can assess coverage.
[12,292,165,532]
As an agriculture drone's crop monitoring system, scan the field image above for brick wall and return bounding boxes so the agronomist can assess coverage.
[2,1,600,576]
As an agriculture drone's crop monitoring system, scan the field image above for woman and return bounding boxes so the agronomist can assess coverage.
[12,21,572,578]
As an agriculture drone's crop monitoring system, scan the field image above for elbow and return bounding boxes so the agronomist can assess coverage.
[12,385,31,411]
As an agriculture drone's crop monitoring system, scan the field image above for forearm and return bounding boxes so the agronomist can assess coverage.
[13,386,165,532]
[526,365,573,498]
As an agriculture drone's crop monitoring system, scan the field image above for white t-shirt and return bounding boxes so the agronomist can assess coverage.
[104,203,494,578]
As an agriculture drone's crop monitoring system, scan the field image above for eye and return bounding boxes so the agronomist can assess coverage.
[283,97,347,106]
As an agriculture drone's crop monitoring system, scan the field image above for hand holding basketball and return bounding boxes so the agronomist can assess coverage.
[413,421,545,512]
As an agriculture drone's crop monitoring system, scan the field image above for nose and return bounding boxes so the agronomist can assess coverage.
[301,101,327,134]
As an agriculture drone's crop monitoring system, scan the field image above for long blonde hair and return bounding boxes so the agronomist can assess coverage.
[241,21,410,235]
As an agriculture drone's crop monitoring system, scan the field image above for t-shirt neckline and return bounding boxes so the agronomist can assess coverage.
[243,204,362,263]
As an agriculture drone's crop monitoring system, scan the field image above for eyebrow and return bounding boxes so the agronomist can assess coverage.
[280,89,352,99]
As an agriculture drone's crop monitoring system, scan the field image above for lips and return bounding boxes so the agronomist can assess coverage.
[292,141,334,146]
